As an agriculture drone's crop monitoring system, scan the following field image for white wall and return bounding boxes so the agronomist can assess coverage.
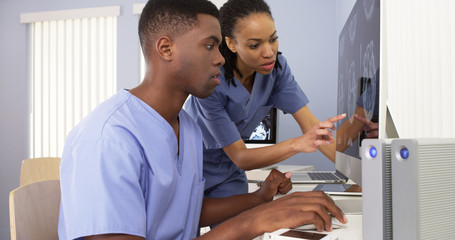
[0,0,355,238]
[383,0,455,139]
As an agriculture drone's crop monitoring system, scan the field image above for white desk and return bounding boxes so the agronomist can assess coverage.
[247,168,363,240]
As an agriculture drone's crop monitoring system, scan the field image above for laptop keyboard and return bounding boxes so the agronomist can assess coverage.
[308,172,341,181]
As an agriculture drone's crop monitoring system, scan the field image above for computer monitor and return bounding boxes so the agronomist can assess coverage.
[244,108,277,148]
[335,0,380,186]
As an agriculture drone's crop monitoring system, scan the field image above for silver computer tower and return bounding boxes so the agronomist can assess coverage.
[361,139,393,240]
[392,138,455,239]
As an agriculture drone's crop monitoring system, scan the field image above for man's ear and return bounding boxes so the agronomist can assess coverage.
[156,36,174,61]
[225,36,236,53]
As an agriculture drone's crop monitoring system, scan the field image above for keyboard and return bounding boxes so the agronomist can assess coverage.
[308,172,342,181]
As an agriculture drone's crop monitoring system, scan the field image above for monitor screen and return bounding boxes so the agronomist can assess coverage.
[244,108,277,145]
[335,0,380,186]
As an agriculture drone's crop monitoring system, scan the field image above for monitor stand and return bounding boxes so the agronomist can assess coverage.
[335,151,362,186]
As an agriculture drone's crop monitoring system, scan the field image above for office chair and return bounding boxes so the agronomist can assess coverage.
[20,157,61,186]
[9,180,61,240]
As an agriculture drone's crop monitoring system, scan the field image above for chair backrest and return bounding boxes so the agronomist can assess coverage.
[20,157,61,186]
[9,180,61,240]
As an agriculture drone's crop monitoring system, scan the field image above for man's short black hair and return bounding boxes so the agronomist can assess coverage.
[138,0,219,59]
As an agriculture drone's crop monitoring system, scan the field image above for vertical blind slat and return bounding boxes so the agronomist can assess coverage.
[30,14,116,158]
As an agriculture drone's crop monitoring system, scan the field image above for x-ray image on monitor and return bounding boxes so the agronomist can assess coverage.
[244,108,277,144]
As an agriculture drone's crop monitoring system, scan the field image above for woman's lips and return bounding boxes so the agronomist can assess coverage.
[261,61,275,71]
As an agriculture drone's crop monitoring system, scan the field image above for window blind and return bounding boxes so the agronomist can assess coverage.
[21,6,119,158]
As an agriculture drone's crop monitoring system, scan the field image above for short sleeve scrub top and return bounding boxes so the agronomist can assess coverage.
[184,54,309,198]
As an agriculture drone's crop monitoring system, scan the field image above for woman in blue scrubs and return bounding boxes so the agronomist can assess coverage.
[184,0,345,198]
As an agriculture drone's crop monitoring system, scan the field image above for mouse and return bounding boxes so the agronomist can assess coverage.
[295,217,344,231]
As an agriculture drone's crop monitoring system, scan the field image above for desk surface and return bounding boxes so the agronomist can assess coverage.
[247,167,363,240]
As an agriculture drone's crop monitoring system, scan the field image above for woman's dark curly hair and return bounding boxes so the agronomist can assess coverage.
[219,0,282,87]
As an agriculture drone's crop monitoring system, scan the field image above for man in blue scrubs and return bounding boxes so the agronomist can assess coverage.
[58,0,347,239]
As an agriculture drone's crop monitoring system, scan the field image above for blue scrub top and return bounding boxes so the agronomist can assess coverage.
[59,90,205,239]
[184,54,309,195]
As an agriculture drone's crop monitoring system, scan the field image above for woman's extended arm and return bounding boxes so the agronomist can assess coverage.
[292,106,337,162]
[223,112,345,170]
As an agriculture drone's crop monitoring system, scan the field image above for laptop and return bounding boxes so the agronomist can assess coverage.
[246,165,347,184]
[290,169,348,184]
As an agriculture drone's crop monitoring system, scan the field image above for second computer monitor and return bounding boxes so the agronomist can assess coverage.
[335,0,380,186]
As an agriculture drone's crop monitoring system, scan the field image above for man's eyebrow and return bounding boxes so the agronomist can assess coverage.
[269,31,277,38]
[206,35,221,44]
[247,31,277,41]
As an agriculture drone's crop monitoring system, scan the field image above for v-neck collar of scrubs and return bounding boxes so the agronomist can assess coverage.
[233,72,260,109]
[126,90,184,173]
